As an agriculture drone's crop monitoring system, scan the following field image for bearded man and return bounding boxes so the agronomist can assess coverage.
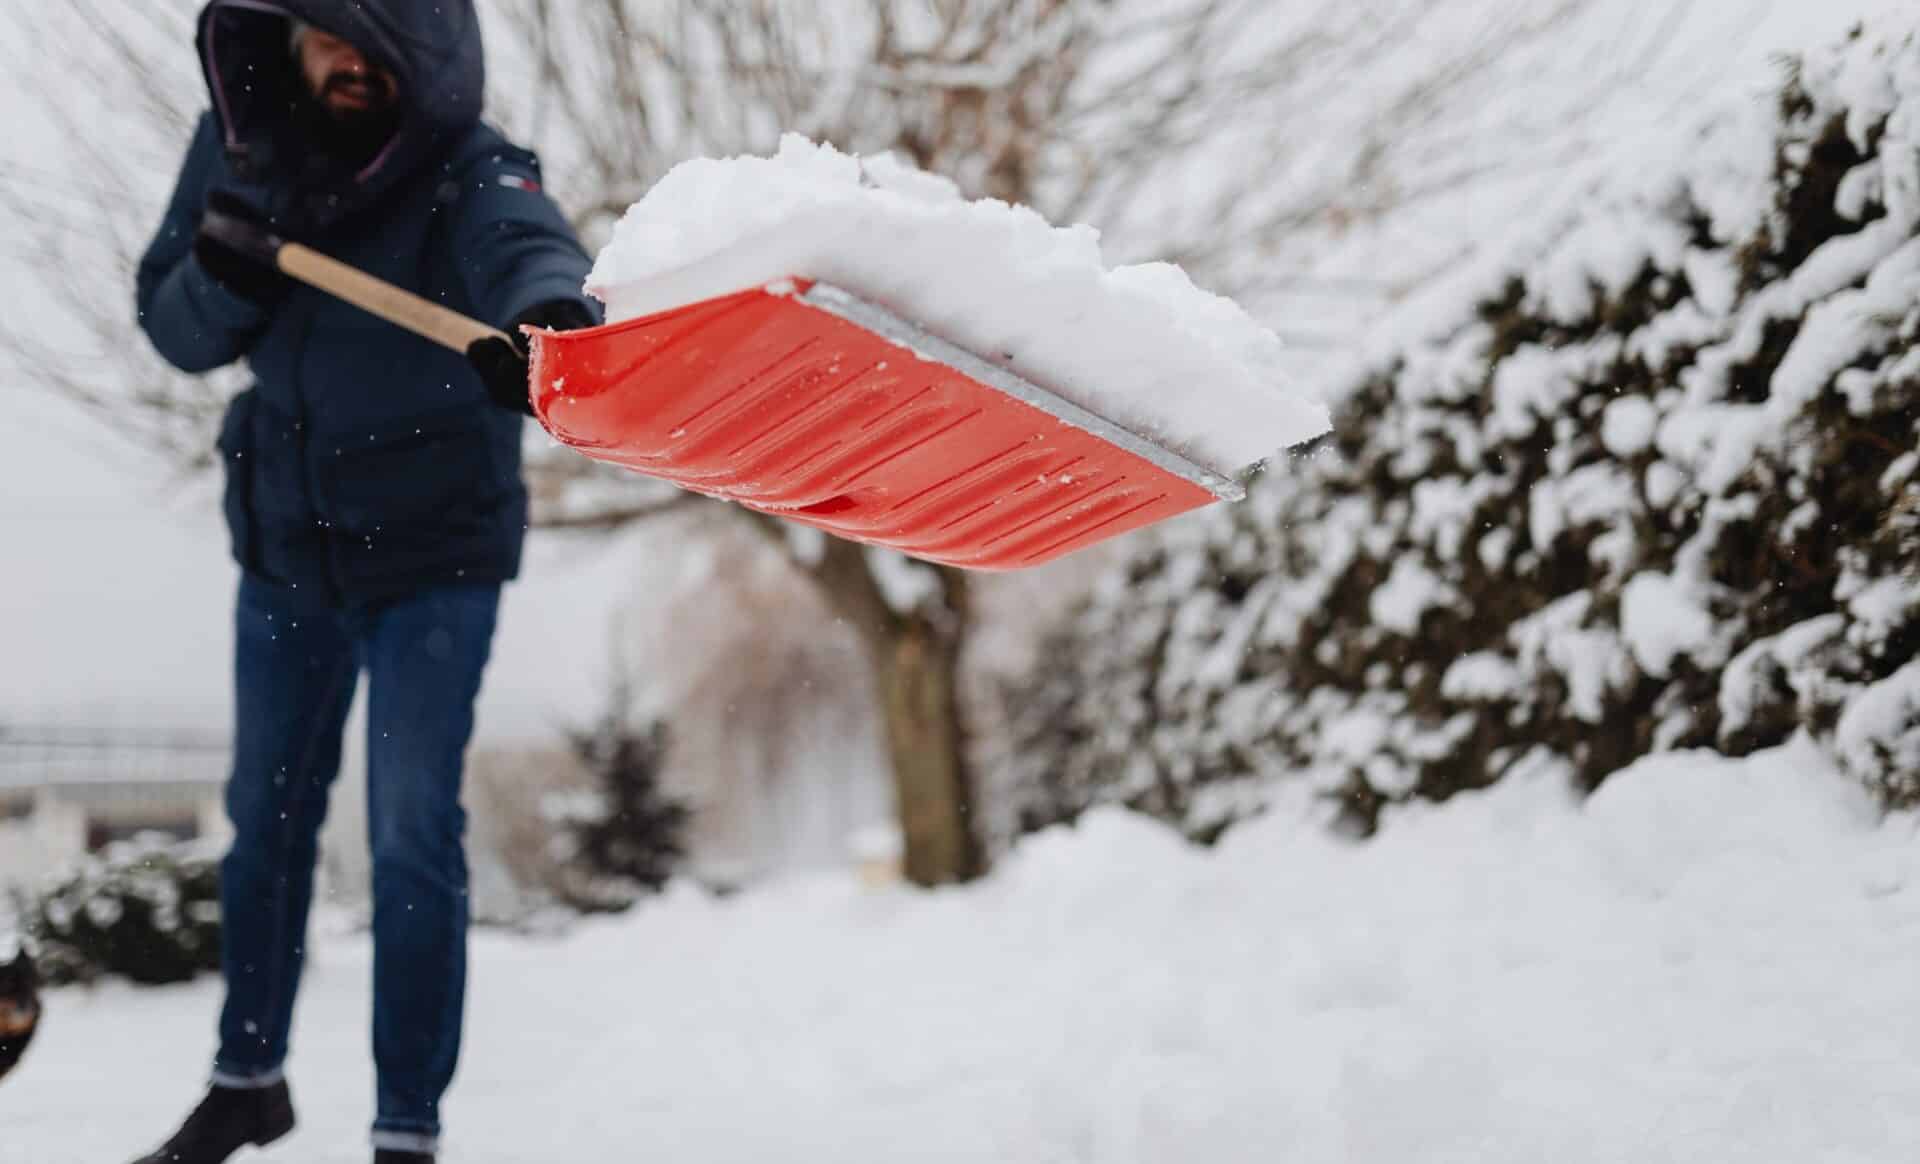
[131,4,598,1161]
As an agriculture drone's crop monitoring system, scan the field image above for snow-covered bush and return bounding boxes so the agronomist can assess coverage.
[1007,27,1920,837]
[545,714,688,911]
[23,839,222,986]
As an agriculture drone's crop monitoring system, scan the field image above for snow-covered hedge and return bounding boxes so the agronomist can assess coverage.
[22,838,222,986]
[1007,28,1920,838]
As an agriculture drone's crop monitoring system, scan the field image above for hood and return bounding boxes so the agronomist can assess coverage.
[196,0,484,221]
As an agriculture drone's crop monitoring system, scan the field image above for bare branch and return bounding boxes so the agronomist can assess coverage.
[530,491,713,531]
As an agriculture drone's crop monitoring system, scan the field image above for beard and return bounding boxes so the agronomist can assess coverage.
[299,70,402,172]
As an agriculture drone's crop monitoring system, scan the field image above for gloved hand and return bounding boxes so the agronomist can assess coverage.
[467,299,598,416]
[193,191,289,304]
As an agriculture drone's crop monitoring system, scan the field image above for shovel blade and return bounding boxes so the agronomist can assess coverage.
[528,282,1237,571]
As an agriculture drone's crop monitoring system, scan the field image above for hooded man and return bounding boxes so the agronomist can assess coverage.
[131,4,600,1161]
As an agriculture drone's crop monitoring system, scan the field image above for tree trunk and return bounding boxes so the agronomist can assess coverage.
[803,535,979,886]
[875,618,978,885]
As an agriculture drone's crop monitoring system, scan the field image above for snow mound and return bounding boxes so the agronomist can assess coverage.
[586,135,1330,475]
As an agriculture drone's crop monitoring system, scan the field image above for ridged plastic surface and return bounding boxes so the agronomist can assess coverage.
[528,284,1224,570]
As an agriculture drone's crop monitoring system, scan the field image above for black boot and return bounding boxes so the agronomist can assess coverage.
[131,1081,296,1163]
[373,1152,433,1164]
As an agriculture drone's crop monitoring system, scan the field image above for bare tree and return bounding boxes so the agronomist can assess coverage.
[0,1,222,463]
[0,0,1714,883]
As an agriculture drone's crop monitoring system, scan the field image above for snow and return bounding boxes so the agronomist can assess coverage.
[1526,212,1690,327]
[1599,396,1658,458]
[1837,659,1920,783]
[863,546,943,616]
[9,743,1920,1162]
[1719,615,1849,739]
[1488,346,1578,441]
[1368,557,1456,636]
[1837,157,1886,222]
[586,135,1331,476]
[1769,237,1920,420]
[1508,595,1632,726]
[1847,576,1920,652]
[1620,572,1717,680]
[1527,462,1637,567]
[1440,652,1525,704]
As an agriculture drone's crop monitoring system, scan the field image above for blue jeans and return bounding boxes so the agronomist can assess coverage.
[211,573,500,1154]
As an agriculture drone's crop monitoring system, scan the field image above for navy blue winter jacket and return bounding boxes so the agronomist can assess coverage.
[138,0,599,607]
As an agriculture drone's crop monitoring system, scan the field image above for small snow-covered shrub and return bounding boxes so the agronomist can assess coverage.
[545,714,688,912]
[24,838,222,986]
[1008,27,1920,837]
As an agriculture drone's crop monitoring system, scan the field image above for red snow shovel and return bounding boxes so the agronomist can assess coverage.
[206,211,1246,570]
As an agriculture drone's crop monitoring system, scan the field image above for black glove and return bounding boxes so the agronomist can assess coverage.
[194,191,289,305]
[467,299,598,416]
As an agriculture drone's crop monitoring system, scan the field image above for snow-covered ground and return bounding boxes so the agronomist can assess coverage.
[7,744,1917,1162]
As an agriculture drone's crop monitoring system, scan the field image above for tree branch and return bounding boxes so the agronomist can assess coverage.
[531,489,715,531]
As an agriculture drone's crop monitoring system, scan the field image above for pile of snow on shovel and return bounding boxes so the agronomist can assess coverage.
[586,135,1330,476]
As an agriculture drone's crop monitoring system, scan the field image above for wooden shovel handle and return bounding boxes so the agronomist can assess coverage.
[276,242,511,353]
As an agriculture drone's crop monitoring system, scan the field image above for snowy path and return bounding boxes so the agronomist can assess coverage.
[6,743,1919,1163]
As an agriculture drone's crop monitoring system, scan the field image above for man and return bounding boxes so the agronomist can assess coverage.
[131,4,598,1161]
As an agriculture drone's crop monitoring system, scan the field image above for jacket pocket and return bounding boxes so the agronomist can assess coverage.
[316,407,505,539]
[215,389,259,572]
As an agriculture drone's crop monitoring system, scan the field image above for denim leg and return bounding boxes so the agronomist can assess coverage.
[215,574,357,1084]
[358,582,500,1149]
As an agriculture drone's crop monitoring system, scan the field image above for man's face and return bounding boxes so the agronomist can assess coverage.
[298,27,397,118]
